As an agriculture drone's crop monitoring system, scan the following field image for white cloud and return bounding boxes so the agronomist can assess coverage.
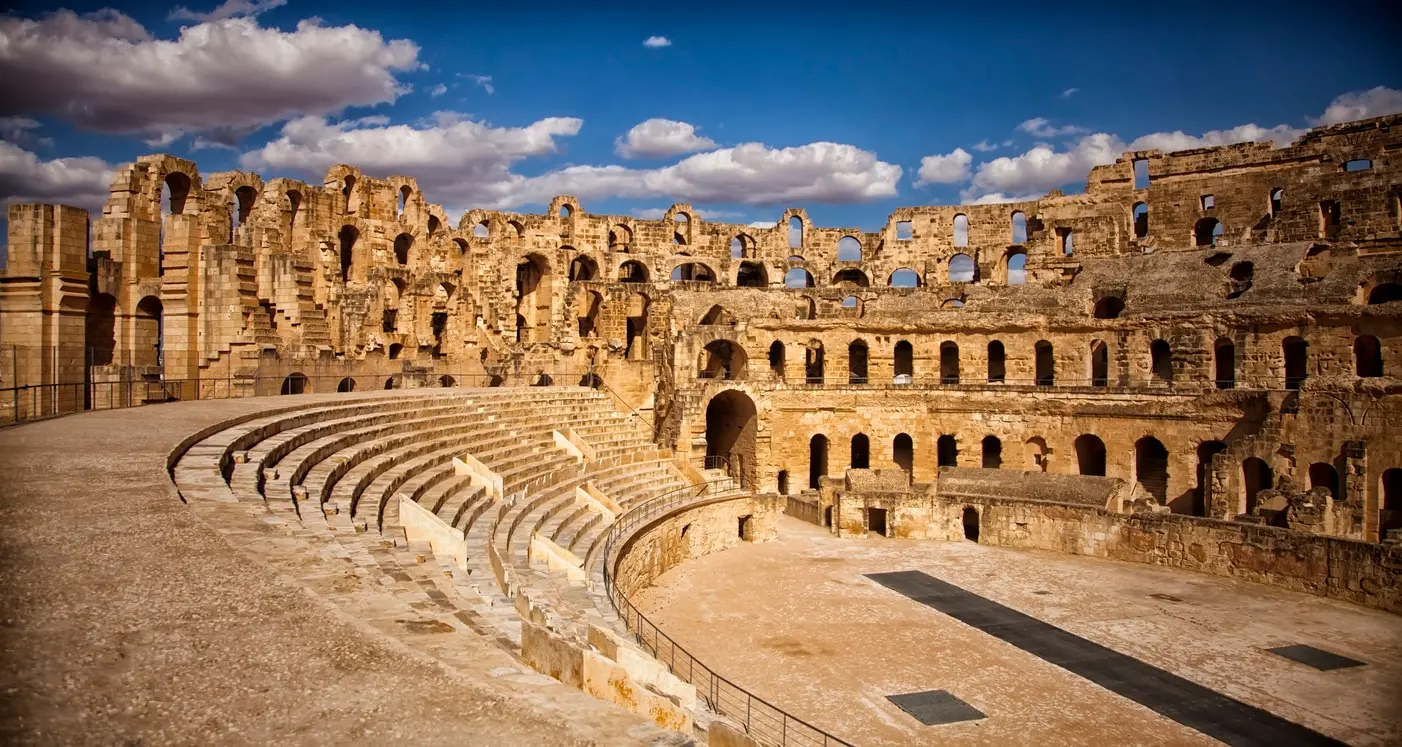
[1061,87,1079,98]
[1017,117,1087,138]
[615,119,717,159]
[168,0,286,22]
[1312,86,1402,126]
[0,141,112,211]
[461,73,494,95]
[0,116,52,148]
[631,207,743,220]
[972,140,999,152]
[914,148,972,185]
[241,113,902,211]
[969,132,1123,197]
[960,191,1044,205]
[429,83,448,98]
[748,221,777,229]
[0,9,421,144]
[643,36,671,48]
[1127,123,1302,152]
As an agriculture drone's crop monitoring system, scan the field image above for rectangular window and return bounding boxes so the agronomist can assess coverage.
[1132,159,1150,190]
[1319,200,1340,239]
[382,309,398,333]
[1343,159,1372,172]
[896,221,913,240]
[1201,194,1215,210]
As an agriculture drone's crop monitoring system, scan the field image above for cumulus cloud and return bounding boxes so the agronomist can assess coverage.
[615,119,717,159]
[914,148,972,185]
[1017,117,1087,138]
[1312,86,1402,126]
[971,140,999,152]
[643,36,671,48]
[748,220,777,229]
[241,113,901,211]
[969,132,1123,197]
[0,9,421,144]
[168,0,286,22]
[0,141,112,211]
[461,73,494,95]
[960,191,1044,205]
[1126,123,1302,153]
[1061,87,1079,98]
[429,83,448,98]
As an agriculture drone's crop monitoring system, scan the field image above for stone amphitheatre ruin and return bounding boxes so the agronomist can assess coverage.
[1,114,1400,745]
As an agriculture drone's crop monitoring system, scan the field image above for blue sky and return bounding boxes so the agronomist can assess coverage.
[1,0,1400,238]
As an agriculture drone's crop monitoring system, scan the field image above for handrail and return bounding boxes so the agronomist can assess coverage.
[599,479,853,747]
[595,377,662,439]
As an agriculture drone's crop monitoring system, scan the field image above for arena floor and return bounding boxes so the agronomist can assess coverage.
[632,516,1402,746]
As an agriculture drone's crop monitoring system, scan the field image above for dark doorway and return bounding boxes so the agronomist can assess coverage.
[336,377,356,392]
[823,505,833,527]
[1381,469,1402,538]
[894,341,914,380]
[1075,434,1107,476]
[1136,437,1169,504]
[981,436,1002,469]
[962,507,980,542]
[280,372,308,395]
[1194,441,1227,516]
[1283,337,1308,390]
[868,507,888,537]
[705,390,758,485]
[848,341,869,384]
[937,435,958,468]
[1243,457,1272,514]
[809,435,829,489]
[1090,341,1109,387]
[987,341,1006,382]
[777,470,789,495]
[738,515,752,540]
[940,342,960,384]
[894,433,914,474]
[1355,336,1382,378]
[1035,341,1054,386]
[851,433,871,469]
[1308,463,1339,499]
[1215,338,1236,389]
[1150,340,1173,385]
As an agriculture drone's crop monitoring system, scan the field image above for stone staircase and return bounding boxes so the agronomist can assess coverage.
[171,387,739,734]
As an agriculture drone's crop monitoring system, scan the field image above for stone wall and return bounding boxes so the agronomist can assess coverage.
[612,494,781,599]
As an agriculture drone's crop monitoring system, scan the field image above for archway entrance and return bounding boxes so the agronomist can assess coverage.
[1136,437,1169,504]
[705,390,757,487]
[962,507,980,542]
[809,435,829,489]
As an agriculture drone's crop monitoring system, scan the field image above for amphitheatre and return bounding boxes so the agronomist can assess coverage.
[1,112,1401,746]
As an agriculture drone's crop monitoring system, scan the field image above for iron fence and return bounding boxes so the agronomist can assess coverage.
[600,478,853,747]
[721,374,1284,394]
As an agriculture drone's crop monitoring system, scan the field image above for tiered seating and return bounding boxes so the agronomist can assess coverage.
[172,387,710,656]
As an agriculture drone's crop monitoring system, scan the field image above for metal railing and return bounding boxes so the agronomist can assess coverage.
[600,478,853,747]
[711,374,1287,394]
[0,369,575,426]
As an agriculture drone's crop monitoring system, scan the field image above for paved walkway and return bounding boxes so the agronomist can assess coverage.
[0,395,670,745]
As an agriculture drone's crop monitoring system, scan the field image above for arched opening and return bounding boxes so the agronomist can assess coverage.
[533,373,553,387]
[1075,434,1106,476]
[163,172,191,216]
[837,236,862,261]
[515,254,552,343]
[1090,340,1109,387]
[777,470,789,495]
[388,343,403,360]
[940,341,960,384]
[948,253,975,283]
[769,341,785,379]
[577,290,603,338]
[1283,336,1308,390]
[338,225,357,282]
[987,341,1006,382]
[832,268,869,288]
[231,185,257,238]
[1193,441,1227,516]
[1243,457,1273,514]
[384,376,397,390]
[953,214,969,247]
[608,224,632,250]
[280,372,307,395]
[788,216,803,248]
[1035,340,1054,386]
[981,436,1002,469]
[341,174,357,215]
[1060,228,1075,256]
[1150,340,1173,385]
[1309,462,1340,499]
[452,238,468,256]
[1094,297,1124,319]
[619,260,649,283]
[1132,202,1149,238]
[569,255,599,281]
[1368,283,1402,304]
[579,373,603,389]
[894,341,914,381]
[889,268,920,288]
[1136,437,1169,504]
[700,304,732,326]
[809,435,829,489]
[937,435,958,468]
[1381,469,1402,539]
[397,185,411,218]
[286,190,302,233]
[671,262,716,282]
[851,434,870,469]
[1270,187,1284,216]
[706,390,758,483]
[894,434,914,474]
[1011,211,1027,244]
[85,293,117,367]
[805,342,825,384]
[1355,335,1383,377]
[737,261,767,287]
[1024,437,1049,472]
[488,375,505,387]
[336,377,356,392]
[840,295,862,315]
[1006,252,1027,285]
[699,340,747,380]
[729,236,745,259]
[962,507,980,542]
[560,204,574,219]
[473,220,490,238]
[135,295,164,368]
[394,233,412,265]
[1215,338,1236,389]
[848,340,869,384]
[625,293,649,360]
[1195,218,1223,247]
[784,267,815,288]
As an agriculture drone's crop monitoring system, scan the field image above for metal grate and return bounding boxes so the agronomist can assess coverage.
[1267,645,1365,671]
[886,690,985,726]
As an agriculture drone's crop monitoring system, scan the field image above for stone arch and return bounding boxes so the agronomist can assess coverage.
[699,340,747,380]
[1243,457,1273,514]
[893,433,914,473]
[1136,436,1170,504]
[671,261,716,282]
[847,339,869,384]
[836,236,862,262]
[809,434,829,489]
[1024,437,1049,472]
[1035,340,1055,386]
[940,341,960,384]
[393,233,413,266]
[619,260,650,283]
[948,253,976,283]
[784,267,815,288]
[737,261,768,287]
[937,435,958,468]
[832,268,869,288]
[280,372,308,395]
[851,433,870,469]
[1089,339,1109,386]
[576,290,603,338]
[981,435,1002,469]
[1076,434,1106,476]
[515,253,553,343]
[987,340,1006,382]
[889,267,921,288]
[569,254,599,282]
[135,295,164,368]
[336,377,357,392]
[700,305,733,326]
[1150,339,1173,385]
[1214,337,1236,389]
[894,340,914,380]
[705,389,758,485]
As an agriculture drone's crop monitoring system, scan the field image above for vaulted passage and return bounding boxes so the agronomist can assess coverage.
[809,435,829,489]
[705,390,756,485]
[1135,437,1168,504]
